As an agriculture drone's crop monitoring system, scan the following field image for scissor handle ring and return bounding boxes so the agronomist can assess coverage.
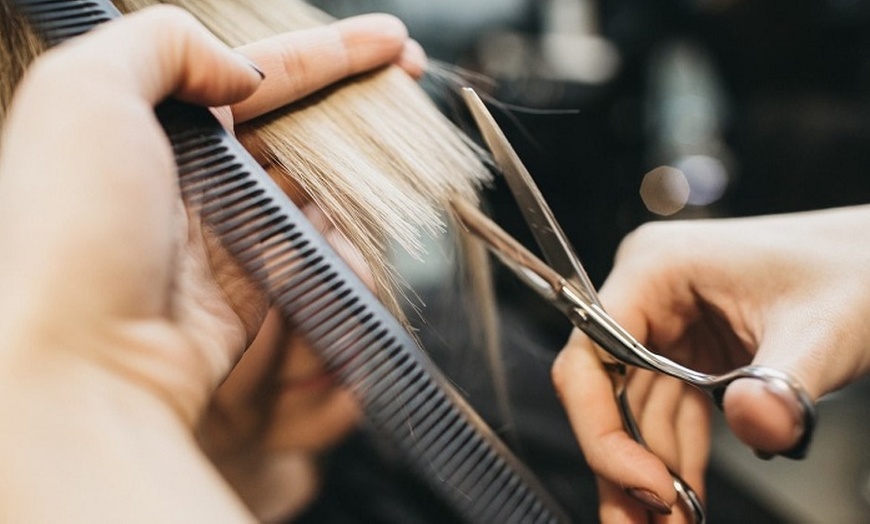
[709,365,817,460]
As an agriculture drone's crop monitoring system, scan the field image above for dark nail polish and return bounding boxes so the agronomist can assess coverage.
[248,61,266,80]
[754,449,774,460]
[625,487,673,515]
[236,52,265,80]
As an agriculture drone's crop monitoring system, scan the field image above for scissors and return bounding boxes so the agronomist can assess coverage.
[452,87,818,523]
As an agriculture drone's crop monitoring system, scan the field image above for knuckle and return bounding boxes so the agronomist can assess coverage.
[550,346,577,397]
[139,4,198,29]
[278,45,309,94]
[616,220,699,267]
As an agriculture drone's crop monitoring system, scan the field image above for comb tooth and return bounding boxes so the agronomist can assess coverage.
[211,201,276,241]
[202,187,263,222]
[415,401,461,448]
[295,296,363,346]
[381,374,439,433]
[466,459,513,518]
[365,349,415,406]
[176,147,233,174]
[428,420,490,489]
[179,169,246,203]
[175,133,222,148]
[184,163,247,194]
[441,436,489,492]
[366,357,424,402]
[340,337,398,394]
[508,487,541,523]
[200,185,264,217]
[285,267,341,310]
[340,338,406,399]
[454,446,500,501]
[371,368,435,427]
[173,138,224,162]
[321,323,386,375]
[501,474,534,522]
[505,480,549,524]
[479,461,535,523]
[301,297,362,342]
[178,162,242,188]
[232,223,298,259]
[183,168,245,196]
[223,216,291,258]
[429,421,477,476]
[392,388,452,443]
[426,417,477,474]
[289,284,354,336]
[271,258,329,306]
[261,242,313,276]
[488,472,524,522]
[15,0,113,44]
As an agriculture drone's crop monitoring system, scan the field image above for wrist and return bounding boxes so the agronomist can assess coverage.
[214,450,322,522]
[0,343,253,522]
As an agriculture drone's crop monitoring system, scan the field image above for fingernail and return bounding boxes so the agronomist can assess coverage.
[248,61,266,80]
[397,39,427,78]
[754,449,774,461]
[237,52,266,80]
[625,487,672,515]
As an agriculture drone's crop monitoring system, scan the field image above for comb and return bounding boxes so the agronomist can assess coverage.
[10,1,570,521]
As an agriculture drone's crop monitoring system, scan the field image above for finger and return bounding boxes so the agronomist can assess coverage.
[0,6,262,319]
[553,330,676,515]
[215,309,287,404]
[598,479,652,523]
[726,372,813,457]
[35,5,263,107]
[635,375,684,470]
[396,39,427,79]
[624,368,656,414]
[232,13,415,123]
[722,305,831,455]
[675,388,710,501]
[300,203,376,291]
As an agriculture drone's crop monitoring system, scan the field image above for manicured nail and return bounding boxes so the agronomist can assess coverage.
[754,449,774,460]
[625,487,672,515]
[397,39,427,78]
[237,52,266,80]
[248,61,266,80]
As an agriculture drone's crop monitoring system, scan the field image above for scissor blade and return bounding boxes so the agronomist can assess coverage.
[452,198,564,302]
[461,87,600,306]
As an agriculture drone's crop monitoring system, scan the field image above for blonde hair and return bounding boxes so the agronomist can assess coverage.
[0,0,44,123]
[117,0,492,323]
[2,0,510,435]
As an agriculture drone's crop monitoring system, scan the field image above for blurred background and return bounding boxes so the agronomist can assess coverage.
[295,1,870,522]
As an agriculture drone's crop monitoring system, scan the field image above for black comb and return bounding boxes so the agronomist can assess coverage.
[11,1,570,521]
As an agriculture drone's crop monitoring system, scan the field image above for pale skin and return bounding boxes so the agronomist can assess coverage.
[0,6,424,521]
[552,205,870,522]
[17,7,870,523]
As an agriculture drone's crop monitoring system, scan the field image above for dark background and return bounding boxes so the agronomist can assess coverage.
[295,1,870,522]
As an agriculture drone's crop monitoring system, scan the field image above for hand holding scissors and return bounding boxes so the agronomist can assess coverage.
[452,88,819,522]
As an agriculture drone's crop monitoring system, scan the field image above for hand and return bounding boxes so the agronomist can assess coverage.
[0,6,423,520]
[203,14,425,521]
[552,205,870,521]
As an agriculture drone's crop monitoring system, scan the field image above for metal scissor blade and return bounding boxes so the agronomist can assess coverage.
[461,87,601,306]
[452,197,566,306]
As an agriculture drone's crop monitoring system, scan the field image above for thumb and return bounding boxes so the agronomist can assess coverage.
[722,313,826,458]
[37,5,264,107]
[722,375,814,459]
